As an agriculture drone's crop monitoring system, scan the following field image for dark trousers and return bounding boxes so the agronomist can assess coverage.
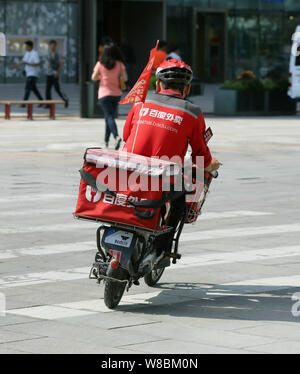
[24,76,43,101]
[45,75,68,101]
[98,96,120,143]
[157,194,186,254]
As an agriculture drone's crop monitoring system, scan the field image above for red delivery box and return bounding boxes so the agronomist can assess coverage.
[74,148,182,231]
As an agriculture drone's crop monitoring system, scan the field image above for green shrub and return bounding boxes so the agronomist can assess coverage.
[221,77,289,92]
[261,78,277,91]
[261,78,288,91]
[221,70,288,92]
[149,75,157,90]
[221,79,263,91]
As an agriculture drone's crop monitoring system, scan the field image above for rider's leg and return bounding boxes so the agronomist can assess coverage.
[156,194,186,254]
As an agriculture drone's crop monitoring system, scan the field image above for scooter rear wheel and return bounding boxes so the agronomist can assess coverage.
[144,268,165,287]
[104,266,128,309]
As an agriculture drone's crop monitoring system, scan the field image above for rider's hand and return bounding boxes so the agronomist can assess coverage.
[205,157,220,172]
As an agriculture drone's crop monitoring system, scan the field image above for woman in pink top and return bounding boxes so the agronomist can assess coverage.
[92,43,127,149]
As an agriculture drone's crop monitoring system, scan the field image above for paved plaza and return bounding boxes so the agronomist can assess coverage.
[0,114,300,353]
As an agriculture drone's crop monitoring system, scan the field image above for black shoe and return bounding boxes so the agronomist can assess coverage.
[64,99,69,108]
[38,103,44,108]
[20,104,26,108]
[115,137,122,150]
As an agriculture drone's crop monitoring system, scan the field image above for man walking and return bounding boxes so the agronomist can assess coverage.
[45,40,69,107]
[11,40,43,106]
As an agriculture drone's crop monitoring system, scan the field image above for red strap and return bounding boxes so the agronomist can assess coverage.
[159,89,184,99]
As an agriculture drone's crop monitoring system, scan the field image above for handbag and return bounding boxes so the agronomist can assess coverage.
[120,75,127,91]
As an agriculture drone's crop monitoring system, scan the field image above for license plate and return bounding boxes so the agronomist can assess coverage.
[104,229,133,248]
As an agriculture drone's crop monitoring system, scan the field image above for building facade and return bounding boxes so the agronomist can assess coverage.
[79,0,300,116]
[0,0,78,83]
[167,0,300,82]
[1,0,300,115]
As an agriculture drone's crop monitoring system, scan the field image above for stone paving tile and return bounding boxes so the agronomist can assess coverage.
[115,339,259,354]
[249,340,300,354]
[1,115,300,353]
[0,347,31,354]
[231,322,300,340]
[105,320,281,351]
[0,314,38,327]
[0,328,46,344]
[155,316,268,332]
[1,336,136,354]
[2,319,168,351]
[63,312,161,330]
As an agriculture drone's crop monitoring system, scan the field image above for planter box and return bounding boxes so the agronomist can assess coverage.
[189,78,204,96]
[214,88,296,115]
[264,90,296,113]
[236,90,264,112]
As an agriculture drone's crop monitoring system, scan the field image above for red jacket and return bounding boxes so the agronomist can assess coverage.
[123,90,212,168]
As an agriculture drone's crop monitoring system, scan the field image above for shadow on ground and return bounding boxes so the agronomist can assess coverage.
[116,281,300,323]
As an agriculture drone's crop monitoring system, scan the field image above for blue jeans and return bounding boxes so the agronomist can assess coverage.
[98,96,121,143]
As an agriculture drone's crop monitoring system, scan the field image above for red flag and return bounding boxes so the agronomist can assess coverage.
[119,41,159,104]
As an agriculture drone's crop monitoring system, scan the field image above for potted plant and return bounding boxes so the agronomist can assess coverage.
[262,77,295,113]
[215,71,265,115]
[214,70,296,115]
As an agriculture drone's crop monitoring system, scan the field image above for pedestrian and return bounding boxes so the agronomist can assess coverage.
[166,44,182,61]
[45,40,69,107]
[151,40,168,71]
[11,40,43,107]
[91,43,127,150]
[98,36,113,60]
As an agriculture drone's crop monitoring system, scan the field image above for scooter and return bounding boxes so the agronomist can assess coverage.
[89,170,218,309]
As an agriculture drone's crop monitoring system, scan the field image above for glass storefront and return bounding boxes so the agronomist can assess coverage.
[0,0,78,84]
[2,0,300,86]
[167,0,300,82]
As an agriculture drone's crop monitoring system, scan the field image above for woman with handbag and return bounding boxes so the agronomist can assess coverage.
[92,43,127,149]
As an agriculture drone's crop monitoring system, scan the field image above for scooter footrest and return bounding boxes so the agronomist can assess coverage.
[155,256,171,269]
[164,252,181,260]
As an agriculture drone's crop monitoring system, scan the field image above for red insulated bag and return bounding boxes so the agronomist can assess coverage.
[74,148,183,231]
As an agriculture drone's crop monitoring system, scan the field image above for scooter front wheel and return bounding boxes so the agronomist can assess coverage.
[104,266,128,309]
[144,267,165,287]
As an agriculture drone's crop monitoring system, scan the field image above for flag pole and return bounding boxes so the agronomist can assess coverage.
[131,102,144,153]
[119,40,159,153]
